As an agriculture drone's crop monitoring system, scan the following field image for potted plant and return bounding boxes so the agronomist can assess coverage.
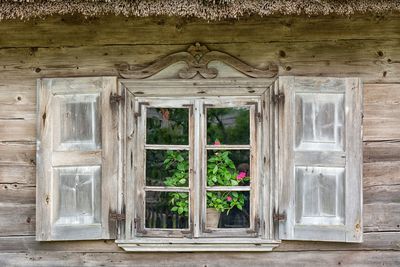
[205,146,249,227]
[163,145,249,228]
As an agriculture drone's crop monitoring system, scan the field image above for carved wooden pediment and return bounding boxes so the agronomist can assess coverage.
[118,43,278,79]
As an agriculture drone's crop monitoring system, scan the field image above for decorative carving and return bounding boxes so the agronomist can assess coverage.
[118,43,278,79]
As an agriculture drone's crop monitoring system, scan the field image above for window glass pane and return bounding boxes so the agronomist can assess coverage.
[146,108,189,145]
[207,150,250,186]
[207,107,250,145]
[206,191,250,228]
[145,191,189,229]
[54,166,101,225]
[146,150,189,187]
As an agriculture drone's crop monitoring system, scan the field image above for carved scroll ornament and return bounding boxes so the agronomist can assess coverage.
[118,43,278,79]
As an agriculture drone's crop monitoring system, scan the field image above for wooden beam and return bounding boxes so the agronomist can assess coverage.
[1,15,400,48]
[0,251,398,266]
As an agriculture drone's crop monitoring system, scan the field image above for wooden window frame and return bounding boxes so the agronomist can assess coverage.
[118,79,279,251]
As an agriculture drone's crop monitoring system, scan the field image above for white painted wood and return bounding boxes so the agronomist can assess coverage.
[36,77,119,241]
[278,76,363,242]
[116,238,279,252]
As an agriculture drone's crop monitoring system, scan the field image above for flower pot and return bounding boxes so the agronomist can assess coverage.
[206,208,221,228]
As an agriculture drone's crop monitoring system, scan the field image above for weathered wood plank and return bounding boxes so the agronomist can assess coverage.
[364,203,400,232]
[363,84,400,141]
[0,232,398,252]
[0,205,35,236]
[0,251,399,266]
[1,15,400,48]
[364,141,400,163]
[0,184,35,205]
[364,185,400,204]
[276,232,400,251]
[0,142,35,166]
[1,39,400,83]
[0,82,36,119]
[0,166,35,184]
[0,119,35,142]
[364,162,400,187]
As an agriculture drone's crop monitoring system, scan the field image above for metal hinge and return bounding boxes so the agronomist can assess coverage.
[109,212,126,221]
[110,93,124,105]
[272,92,285,104]
[273,211,286,222]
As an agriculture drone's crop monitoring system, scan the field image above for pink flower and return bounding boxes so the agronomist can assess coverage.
[214,140,221,146]
[236,172,246,180]
[226,195,232,202]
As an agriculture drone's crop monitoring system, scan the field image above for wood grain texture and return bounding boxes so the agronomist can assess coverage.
[0,205,35,236]
[364,203,400,232]
[364,141,400,163]
[0,119,35,142]
[0,39,400,83]
[1,15,400,48]
[364,161,400,187]
[0,184,35,205]
[0,231,399,252]
[363,84,400,141]
[0,251,399,266]
[0,143,35,166]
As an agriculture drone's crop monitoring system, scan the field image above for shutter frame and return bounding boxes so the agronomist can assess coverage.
[36,77,119,241]
[278,76,363,243]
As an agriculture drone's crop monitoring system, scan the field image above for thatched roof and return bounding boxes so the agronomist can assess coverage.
[1,0,400,20]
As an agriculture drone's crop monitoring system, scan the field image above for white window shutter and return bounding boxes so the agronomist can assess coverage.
[278,76,363,242]
[36,77,119,241]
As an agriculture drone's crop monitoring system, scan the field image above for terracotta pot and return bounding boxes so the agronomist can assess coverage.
[206,208,221,228]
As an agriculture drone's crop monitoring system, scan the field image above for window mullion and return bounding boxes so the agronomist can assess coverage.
[193,99,203,238]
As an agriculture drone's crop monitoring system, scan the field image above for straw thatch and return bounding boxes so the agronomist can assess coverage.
[1,0,400,20]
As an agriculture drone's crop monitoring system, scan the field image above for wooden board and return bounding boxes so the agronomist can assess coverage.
[364,161,400,187]
[364,203,400,232]
[0,205,35,236]
[363,84,400,141]
[0,119,35,142]
[0,39,400,83]
[0,81,36,119]
[0,143,35,166]
[1,15,400,47]
[0,251,398,266]
[364,141,400,163]
[0,184,35,205]
[0,231,398,252]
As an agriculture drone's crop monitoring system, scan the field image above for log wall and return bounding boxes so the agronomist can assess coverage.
[0,14,399,266]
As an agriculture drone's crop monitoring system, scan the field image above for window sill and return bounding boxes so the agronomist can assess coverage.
[116,238,280,252]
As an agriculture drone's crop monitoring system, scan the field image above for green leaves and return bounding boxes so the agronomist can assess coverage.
[163,149,248,216]
[206,150,248,214]
[163,151,189,216]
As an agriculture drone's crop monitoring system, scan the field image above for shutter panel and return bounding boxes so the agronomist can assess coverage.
[278,76,362,242]
[36,77,119,241]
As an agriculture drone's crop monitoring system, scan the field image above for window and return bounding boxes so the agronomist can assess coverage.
[37,76,362,251]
